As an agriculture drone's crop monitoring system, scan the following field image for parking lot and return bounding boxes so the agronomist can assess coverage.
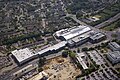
[87,50,106,65]
[80,68,119,80]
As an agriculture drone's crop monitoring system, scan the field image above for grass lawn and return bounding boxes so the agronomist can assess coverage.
[102,9,116,15]
[101,20,120,31]
[100,48,108,53]
[102,23,116,31]
[98,13,109,20]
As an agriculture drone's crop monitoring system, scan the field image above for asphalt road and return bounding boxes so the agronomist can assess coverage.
[94,13,120,29]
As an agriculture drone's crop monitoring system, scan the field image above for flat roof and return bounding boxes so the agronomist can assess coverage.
[76,53,88,69]
[72,32,90,43]
[37,41,67,55]
[109,51,120,59]
[67,39,75,45]
[12,48,36,63]
[63,26,91,40]
[90,32,105,40]
[29,71,48,80]
[12,41,67,64]
[67,31,93,45]
[109,42,120,49]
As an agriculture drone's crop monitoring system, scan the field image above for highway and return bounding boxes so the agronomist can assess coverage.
[94,13,120,29]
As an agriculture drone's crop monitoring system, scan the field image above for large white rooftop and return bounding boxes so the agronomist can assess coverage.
[55,25,91,40]
[12,48,36,63]
[72,31,91,43]
[12,41,67,64]
[37,41,67,55]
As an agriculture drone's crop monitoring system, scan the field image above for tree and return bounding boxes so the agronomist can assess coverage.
[69,51,76,58]
[89,47,94,51]
[62,51,68,58]
[116,21,120,28]
[38,57,46,67]
[117,40,120,45]
[82,47,88,51]
[111,34,118,38]
[77,48,80,53]
[38,67,43,72]
[101,43,107,47]
[95,45,99,49]
[112,39,117,42]
[76,12,83,18]
[73,50,76,53]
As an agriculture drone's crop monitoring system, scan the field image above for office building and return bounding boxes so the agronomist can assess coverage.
[108,42,120,51]
[76,53,88,69]
[37,41,67,56]
[12,41,67,65]
[12,48,38,65]
[107,51,120,64]
[89,32,106,43]
[67,33,90,47]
